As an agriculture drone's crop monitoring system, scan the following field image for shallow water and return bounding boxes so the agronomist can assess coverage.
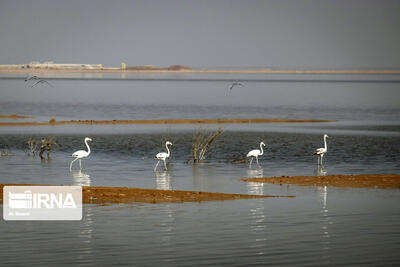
[0,74,400,266]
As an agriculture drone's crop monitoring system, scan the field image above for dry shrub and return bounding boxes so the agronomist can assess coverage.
[26,138,37,156]
[39,137,57,159]
[191,127,224,164]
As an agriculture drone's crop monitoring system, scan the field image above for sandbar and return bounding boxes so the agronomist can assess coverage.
[241,174,400,189]
[0,184,294,204]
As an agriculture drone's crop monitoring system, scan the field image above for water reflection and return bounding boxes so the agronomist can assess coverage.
[71,170,91,186]
[248,187,267,256]
[246,169,264,195]
[155,171,171,190]
[192,163,217,192]
[246,168,264,178]
[319,186,332,263]
[246,182,264,195]
[314,165,327,176]
[76,206,94,264]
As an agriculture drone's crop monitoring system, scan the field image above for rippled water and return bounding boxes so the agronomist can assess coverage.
[1,74,400,266]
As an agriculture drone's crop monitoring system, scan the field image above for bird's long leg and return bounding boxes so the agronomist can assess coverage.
[79,159,82,170]
[249,157,253,169]
[70,158,78,171]
[321,154,324,166]
[163,159,167,171]
[256,156,260,168]
[154,160,160,172]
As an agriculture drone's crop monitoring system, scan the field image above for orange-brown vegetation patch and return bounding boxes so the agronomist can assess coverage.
[0,118,335,126]
[0,184,294,204]
[241,174,400,189]
[0,114,33,119]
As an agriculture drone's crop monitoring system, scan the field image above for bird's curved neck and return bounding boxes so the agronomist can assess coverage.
[324,136,327,150]
[165,143,171,157]
[259,143,264,155]
[85,140,91,155]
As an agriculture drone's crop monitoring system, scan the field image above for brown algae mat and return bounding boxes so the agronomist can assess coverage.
[0,184,294,204]
[0,118,335,126]
[241,174,400,189]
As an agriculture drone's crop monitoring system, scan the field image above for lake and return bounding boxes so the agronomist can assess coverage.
[0,73,399,266]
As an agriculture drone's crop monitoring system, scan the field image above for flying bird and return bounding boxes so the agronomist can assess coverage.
[154,141,173,171]
[229,81,244,90]
[24,75,39,82]
[313,134,329,165]
[70,137,92,171]
[30,79,54,88]
[247,142,266,169]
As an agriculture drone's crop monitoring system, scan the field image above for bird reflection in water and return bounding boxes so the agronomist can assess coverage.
[155,171,171,190]
[314,165,327,176]
[71,170,91,186]
[246,169,264,195]
[319,185,332,261]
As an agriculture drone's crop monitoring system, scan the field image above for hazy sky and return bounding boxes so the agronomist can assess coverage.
[0,0,399,68]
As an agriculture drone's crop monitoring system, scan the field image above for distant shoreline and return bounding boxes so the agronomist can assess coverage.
[0,118,336,126]
[1,67,400,75]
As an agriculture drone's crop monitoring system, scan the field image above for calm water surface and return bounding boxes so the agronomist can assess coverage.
[0,74,399,266]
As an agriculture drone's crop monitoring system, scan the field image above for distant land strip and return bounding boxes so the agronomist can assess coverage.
[0,114,33,119]
[1,67,400,75]
[0,118,336,126]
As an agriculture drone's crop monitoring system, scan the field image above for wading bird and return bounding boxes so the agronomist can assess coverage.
[70,137,92,171]
[247,142,266,169]
[314,134,329,165]
[229,81,244,90]
[154,141,172,171]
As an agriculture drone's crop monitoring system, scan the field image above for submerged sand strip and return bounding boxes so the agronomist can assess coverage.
[0,184,294,204]
[241,174,400,189]
[0,118,336,126]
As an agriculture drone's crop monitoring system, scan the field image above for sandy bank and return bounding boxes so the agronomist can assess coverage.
[0,184,294,204]
[0,118,335,126]
[241,174,400,189]
[0,114,33,119]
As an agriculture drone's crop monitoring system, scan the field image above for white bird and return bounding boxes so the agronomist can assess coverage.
[229,81,244,90]
[70,137,92,171]
[154,141,172,171]
[314,134,329,165]
[247,142,266,169]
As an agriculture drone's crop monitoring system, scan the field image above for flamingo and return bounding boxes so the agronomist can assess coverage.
[314,134,329,165]
[247,142,266,169]
[70,137,92,171]
[154,141,172,171]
